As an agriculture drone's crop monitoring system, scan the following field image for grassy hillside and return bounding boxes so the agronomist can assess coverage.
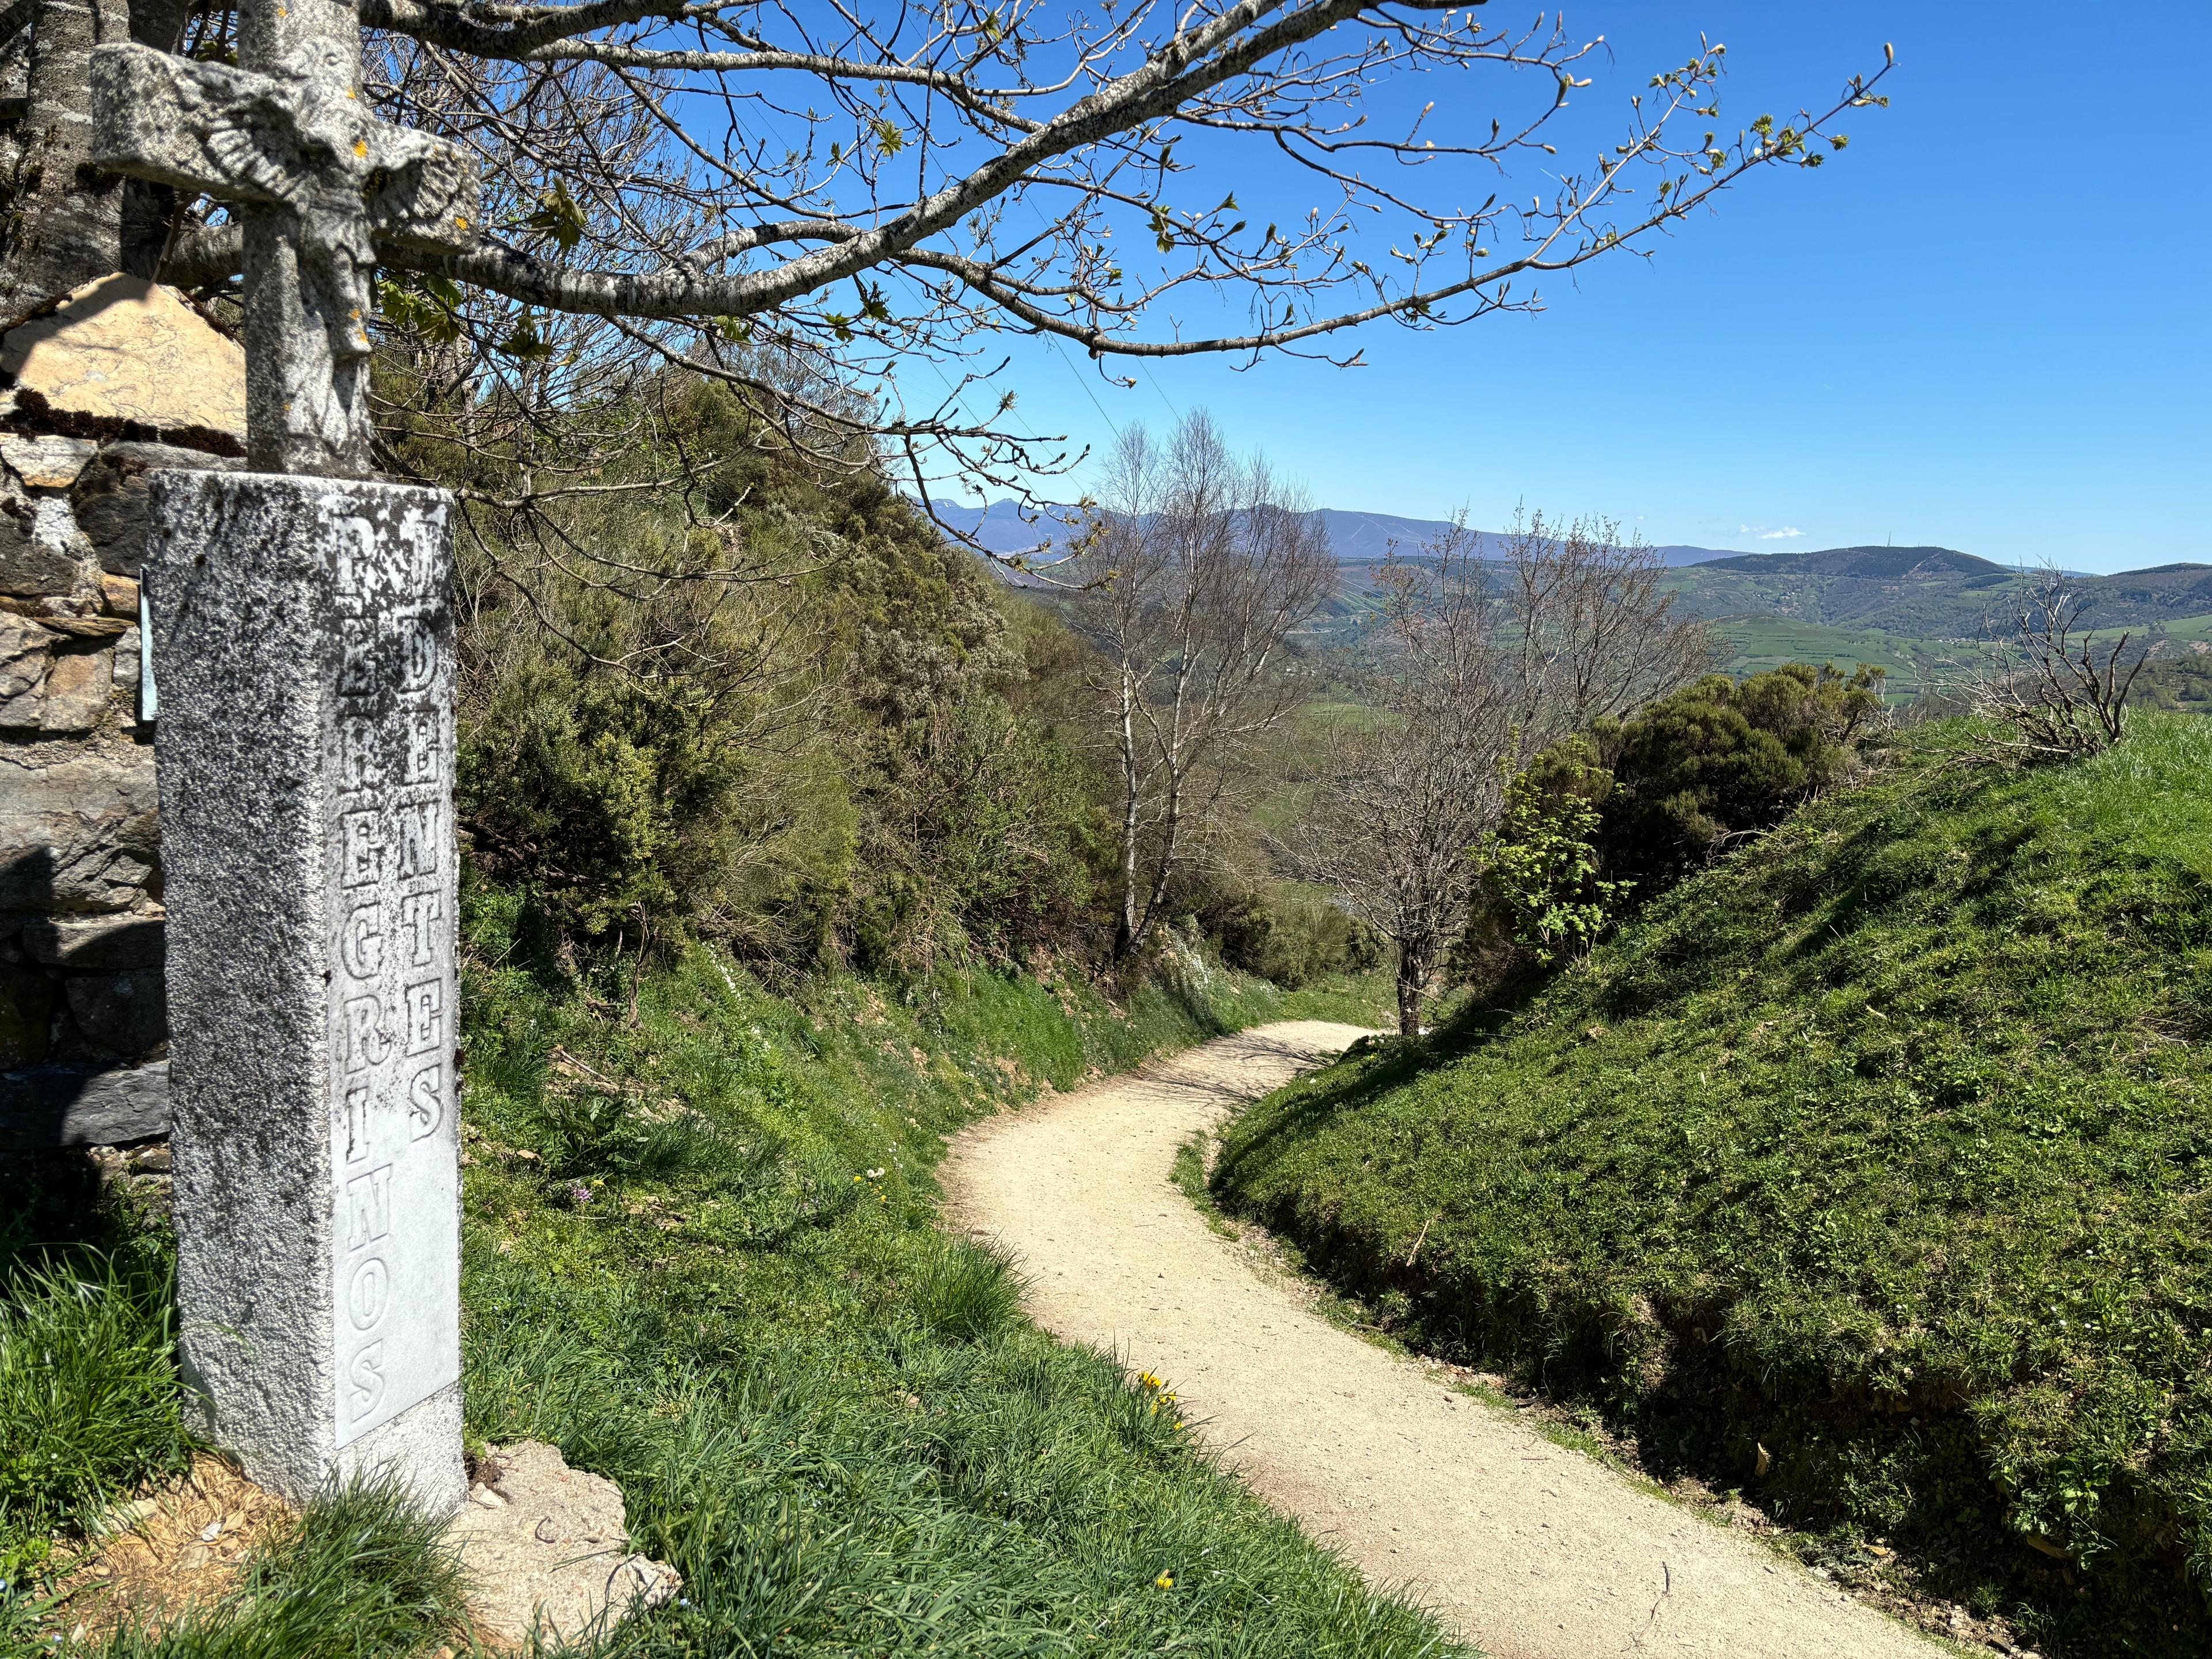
[1213,713,2212,1656]
[5,916,1449,1658]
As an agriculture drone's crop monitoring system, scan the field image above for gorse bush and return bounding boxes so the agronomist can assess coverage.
[1594,661,1888,892]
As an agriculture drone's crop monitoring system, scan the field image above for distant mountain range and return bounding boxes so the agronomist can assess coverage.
[933,501,2212,640]
[931,499,1738,568]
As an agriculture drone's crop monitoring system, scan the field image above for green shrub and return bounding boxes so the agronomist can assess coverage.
[1463,738,1627,982]
[1596,662,1887,891]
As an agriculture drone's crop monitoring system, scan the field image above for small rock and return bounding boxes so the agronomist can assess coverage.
[1,433,99,489]
[99,572,138,616]
[177,1543,210,1571]
[469,1484,506,1509]
[447,1441,681,1649]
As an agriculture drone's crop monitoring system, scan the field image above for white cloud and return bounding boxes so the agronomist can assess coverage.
[1759,527,1804,541]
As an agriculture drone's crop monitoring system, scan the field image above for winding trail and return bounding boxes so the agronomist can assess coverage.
[942,1021,1936,1659]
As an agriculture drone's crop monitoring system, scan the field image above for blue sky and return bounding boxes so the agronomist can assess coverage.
[961,3,2210,574]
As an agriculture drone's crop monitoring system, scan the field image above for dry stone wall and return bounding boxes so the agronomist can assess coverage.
[0,275,247,1146]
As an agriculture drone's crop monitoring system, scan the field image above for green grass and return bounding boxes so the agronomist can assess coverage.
[5,918,1438,1657]
[1213,713,2212,1657]
[0,1163,192,1628]
[93,1480,472,1659]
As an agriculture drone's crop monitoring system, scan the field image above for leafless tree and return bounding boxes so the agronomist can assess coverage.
[1956,569,2150,761]
[1071,411,1332,957]
[0,2,1890,524]
[1283,510,1705,1034]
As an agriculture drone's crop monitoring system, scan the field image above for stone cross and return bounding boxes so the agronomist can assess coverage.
[79,0,482,1513]
[88,0,479,476]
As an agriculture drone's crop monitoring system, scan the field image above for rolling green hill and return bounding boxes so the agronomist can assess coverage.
[1663,547,2212,640]
[1213,714,2212,1656]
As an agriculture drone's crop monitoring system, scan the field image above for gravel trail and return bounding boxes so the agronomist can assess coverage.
[941,1021,1937,1659]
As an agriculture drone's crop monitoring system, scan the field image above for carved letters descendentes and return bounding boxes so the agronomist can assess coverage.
[326,501,457,1446]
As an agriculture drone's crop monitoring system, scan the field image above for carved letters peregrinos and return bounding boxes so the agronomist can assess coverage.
[323,497,458,1448]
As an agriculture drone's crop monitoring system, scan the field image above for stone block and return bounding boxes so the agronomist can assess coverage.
[115,624,141,700]
[0,741,160,912]
[2,433,100,489]
[100,572,138,615]
[64,967,165,1056]
[36,644,113,733]
[0,612,51,721]
[71,442,241,577]
[0,1059,170,1147]
[150,468,461,1512]
[447,1442,681,1649]
[22,911,164,968]
[0,276,246,453]
[0,500,77,596]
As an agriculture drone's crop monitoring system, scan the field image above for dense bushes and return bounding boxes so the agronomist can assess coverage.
[1457,664,1889,988]
[449,380,1122,975]
[445,377,1345,986]
[1594,661,1887,890]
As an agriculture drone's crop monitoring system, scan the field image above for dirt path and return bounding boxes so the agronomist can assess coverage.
[942,1022,1937,1659]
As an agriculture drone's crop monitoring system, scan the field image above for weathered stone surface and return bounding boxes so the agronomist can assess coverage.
[63,968,165,1055]
[115,625,141,702]
[448,1442,681,1650]
[0,276,247,452]
[0,728,161,912]
[2,433,100,489]
[36,644,113,733]
[0,612,51,722]
[73,443,243,577]
[0,966,54,1069]
[150,468,462,1513]
[0,501,77,596]
[100,573,138,615]
[0,1059,170,1148]
[22,910,164,968]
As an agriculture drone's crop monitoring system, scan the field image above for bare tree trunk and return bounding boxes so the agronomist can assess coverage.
[1114,670,1142,959]
[1130,762,1184,956]
[1395,942,1430,1037]
[0,0,127,314]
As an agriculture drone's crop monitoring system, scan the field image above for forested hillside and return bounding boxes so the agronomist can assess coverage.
[410,377,1370,992]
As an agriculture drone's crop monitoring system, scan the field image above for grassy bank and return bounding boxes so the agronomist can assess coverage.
[1213,713,2212,1656]
[5,914,1450,1657]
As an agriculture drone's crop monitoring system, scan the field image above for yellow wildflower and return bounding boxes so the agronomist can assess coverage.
[1155,1571,1175,1589]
